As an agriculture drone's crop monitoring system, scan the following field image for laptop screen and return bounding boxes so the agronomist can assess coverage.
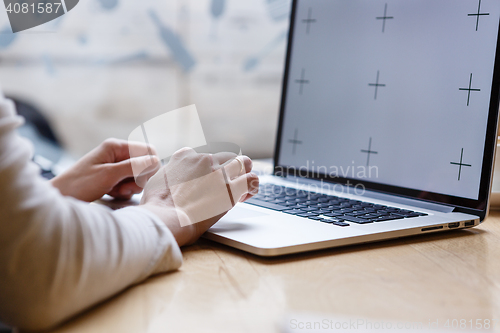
[275,0,500,211]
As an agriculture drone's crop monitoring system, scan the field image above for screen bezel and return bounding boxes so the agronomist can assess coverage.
[273,0,500,220]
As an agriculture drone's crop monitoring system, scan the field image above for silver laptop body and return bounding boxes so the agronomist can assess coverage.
[206,0,500,256]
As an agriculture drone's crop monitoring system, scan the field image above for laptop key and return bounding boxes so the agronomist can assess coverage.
[341,215,373,224]
[301,207,319,212]
[360,213,386,219]
[255,196,275,202]
[324,212,343,217]
[297,213,320,218]
[311,209,331,214]
[345,210,372,217]
[376,210,394,215]
[374,215,404,222]
[332,221,350,227]
[351,204,366,209]
[272,199,287,204]
[283,209,306,215]
[293,204,308,209]
[245,198,287,211]
[324,217,344,222]
[389,212,409,217]
[313,203,332,208]
[336,208,354,213]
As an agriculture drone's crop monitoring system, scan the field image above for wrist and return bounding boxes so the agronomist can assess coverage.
[140,203,194,247]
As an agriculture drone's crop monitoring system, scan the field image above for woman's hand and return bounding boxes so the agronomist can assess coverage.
[140,147,259,247]
[50,138,160,202]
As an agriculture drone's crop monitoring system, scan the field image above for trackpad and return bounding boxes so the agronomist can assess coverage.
[210,205,268,233]
[223,205,270,220]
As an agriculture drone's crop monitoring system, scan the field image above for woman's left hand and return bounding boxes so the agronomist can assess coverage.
[50,138,160,202]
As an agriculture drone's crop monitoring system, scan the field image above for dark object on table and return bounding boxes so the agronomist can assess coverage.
[7,97,63,179]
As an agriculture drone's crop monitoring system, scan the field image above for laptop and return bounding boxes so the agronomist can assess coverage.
[205,0,500,256]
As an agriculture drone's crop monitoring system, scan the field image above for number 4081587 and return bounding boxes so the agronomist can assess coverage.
[6,2,62,14]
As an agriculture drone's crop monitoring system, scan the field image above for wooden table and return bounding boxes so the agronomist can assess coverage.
[49,210,500,333]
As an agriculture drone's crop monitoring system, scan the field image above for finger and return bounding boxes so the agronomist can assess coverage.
[240,173,260,202]
[108,179,143,200]
[229,172,259,204]
[223,156,252,180]
[131,154,160,181]
[102,138,158,163]
[211,152,237,169]
[128,141,158,163]
[111,155,160,185]
[128,141,158,156]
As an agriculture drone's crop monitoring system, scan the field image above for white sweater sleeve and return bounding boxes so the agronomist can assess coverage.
[0,98,183,330]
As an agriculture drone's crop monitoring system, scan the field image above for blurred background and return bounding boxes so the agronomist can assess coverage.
[0,0,291,163]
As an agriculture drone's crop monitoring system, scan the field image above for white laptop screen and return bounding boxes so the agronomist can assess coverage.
[276,0,500,203]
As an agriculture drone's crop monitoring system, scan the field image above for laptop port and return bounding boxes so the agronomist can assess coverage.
[464,221,475,227]
[421,226,444,232]
[448,222,460,229]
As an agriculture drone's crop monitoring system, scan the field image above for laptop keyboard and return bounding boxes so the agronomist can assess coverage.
[245,184,428,227]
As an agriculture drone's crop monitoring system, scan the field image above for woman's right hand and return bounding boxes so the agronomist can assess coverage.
[140,147,259,247]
